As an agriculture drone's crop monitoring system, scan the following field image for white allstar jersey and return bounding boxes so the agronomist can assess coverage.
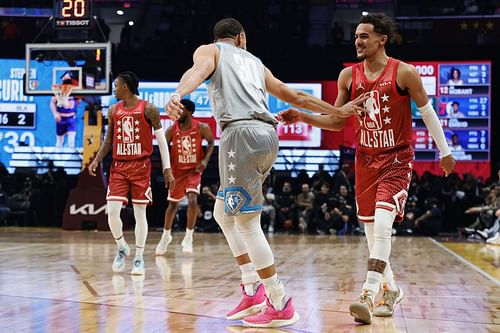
[205,42,278,130]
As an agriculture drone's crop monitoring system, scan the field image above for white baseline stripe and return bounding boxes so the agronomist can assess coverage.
[429,238,499,286]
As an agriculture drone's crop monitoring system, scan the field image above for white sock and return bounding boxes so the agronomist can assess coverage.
[163,228,172,239]
[185,228,194,239]
[366,223,398,291]
[133,204,148,258]
[261,274,286,311]
[362,271,382,299]
[240,262,259,296]
[362,207,395,296]
[107,201,126,248]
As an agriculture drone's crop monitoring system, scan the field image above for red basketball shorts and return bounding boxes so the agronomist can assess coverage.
[355,146,413,223]
[167,168,201,202]
[106,158,152,205]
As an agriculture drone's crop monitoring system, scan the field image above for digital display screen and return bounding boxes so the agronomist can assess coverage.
[102,82,323,148]
[410,61,491,161]
[53,0,92,28]
[0,59,86,174]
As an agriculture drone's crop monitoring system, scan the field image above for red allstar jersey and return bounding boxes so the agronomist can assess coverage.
[171,119,205,170]
[112,100,153,161]
[350,57,413,155]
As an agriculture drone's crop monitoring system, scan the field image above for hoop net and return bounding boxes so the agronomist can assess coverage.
[52,84,74,108]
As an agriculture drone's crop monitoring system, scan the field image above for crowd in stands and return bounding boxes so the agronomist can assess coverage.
[1,160,499,244]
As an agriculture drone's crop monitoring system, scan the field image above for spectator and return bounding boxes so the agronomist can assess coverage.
[274,181,296,232]
[312,164,333,191]
[296,183,315,232]
[414,197,442,236]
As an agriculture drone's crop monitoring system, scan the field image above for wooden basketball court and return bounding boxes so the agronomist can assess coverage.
[0,228,498,332]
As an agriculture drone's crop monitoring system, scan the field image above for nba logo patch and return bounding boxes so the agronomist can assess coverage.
[122,116,135,143]
[362,90,383,130]
[224,188,251,214]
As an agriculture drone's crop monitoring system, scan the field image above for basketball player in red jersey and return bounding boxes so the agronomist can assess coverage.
[88,71,175,275]
[279,13,455,324]
[155,99,214,255]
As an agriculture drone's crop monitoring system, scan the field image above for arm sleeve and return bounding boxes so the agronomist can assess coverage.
[155,128,171,170]
[418,101,451,158]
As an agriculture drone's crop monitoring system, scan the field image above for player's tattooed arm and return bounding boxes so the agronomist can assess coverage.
[88,105,115,175]
[144,103,162,130]
[367,258,387,274]
[196,122,215,172]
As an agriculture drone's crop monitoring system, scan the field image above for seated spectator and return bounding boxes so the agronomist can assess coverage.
[463,185,500,235]
[274,181,296,232]
[395,196,418,235]
[261,184,276,233]
[197,185,219,232]
[414,198,442,236]
[311,195,349,235]
[296,183,315,232]
[312,164,334,191]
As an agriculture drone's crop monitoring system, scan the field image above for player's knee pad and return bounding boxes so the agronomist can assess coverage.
[364,223,375,251]
[107,201,122,220]
[213,199,227,225]
[234,213,274,270]
[213,198,247,257]
[374,207,395,240]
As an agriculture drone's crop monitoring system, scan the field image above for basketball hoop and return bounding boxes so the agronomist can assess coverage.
[52,83,74,108]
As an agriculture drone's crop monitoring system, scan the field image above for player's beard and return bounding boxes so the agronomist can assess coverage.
[357,54,367,61]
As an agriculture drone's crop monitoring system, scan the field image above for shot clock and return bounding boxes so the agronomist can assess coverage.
[53,0,92,29]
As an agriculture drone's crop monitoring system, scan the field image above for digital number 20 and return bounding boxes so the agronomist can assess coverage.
[62,0,86,18]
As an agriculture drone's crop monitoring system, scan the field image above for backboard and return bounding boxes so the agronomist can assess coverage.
[24,42,111,95]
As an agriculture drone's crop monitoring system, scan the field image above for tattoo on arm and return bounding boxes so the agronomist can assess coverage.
[94,106,115,162]
[144,103,162,130]
[367,258,387,274]
[200,123,214,161]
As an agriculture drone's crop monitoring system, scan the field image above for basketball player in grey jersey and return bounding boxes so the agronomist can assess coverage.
[166,18,365,328]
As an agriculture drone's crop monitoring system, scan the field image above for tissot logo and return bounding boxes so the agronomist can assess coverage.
[69,204,107,215]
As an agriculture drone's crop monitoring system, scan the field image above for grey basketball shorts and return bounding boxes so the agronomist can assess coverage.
[217,120,278,216]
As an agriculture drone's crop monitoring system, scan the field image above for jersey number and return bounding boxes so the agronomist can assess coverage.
[233,54,260,87]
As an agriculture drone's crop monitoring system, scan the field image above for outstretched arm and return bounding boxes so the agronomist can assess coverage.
[166,44,218,120]
[88,106,115,175]
[265,66,365,119]
[145,103,175,188]
[278,67,357,131]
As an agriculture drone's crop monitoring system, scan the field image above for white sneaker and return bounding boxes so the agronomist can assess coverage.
[486,232,500,245]
[112,243,130,272]
[155,233,172,255]
[131,256,145,275]
[181,236,193,253]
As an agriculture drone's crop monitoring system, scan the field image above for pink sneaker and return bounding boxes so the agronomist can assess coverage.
[226,283,267,320]
[242,297,300,328]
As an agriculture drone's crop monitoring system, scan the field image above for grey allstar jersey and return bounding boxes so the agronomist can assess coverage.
[205,42,278,129]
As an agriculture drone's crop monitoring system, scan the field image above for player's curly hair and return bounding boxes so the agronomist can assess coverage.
[117,71,139,95]
[214,18,244,40]
[180,99,195,114]
[359,12,398,43]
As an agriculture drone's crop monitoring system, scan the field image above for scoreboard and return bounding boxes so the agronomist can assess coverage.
[410,61,491,161]
[102,82,323,148]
